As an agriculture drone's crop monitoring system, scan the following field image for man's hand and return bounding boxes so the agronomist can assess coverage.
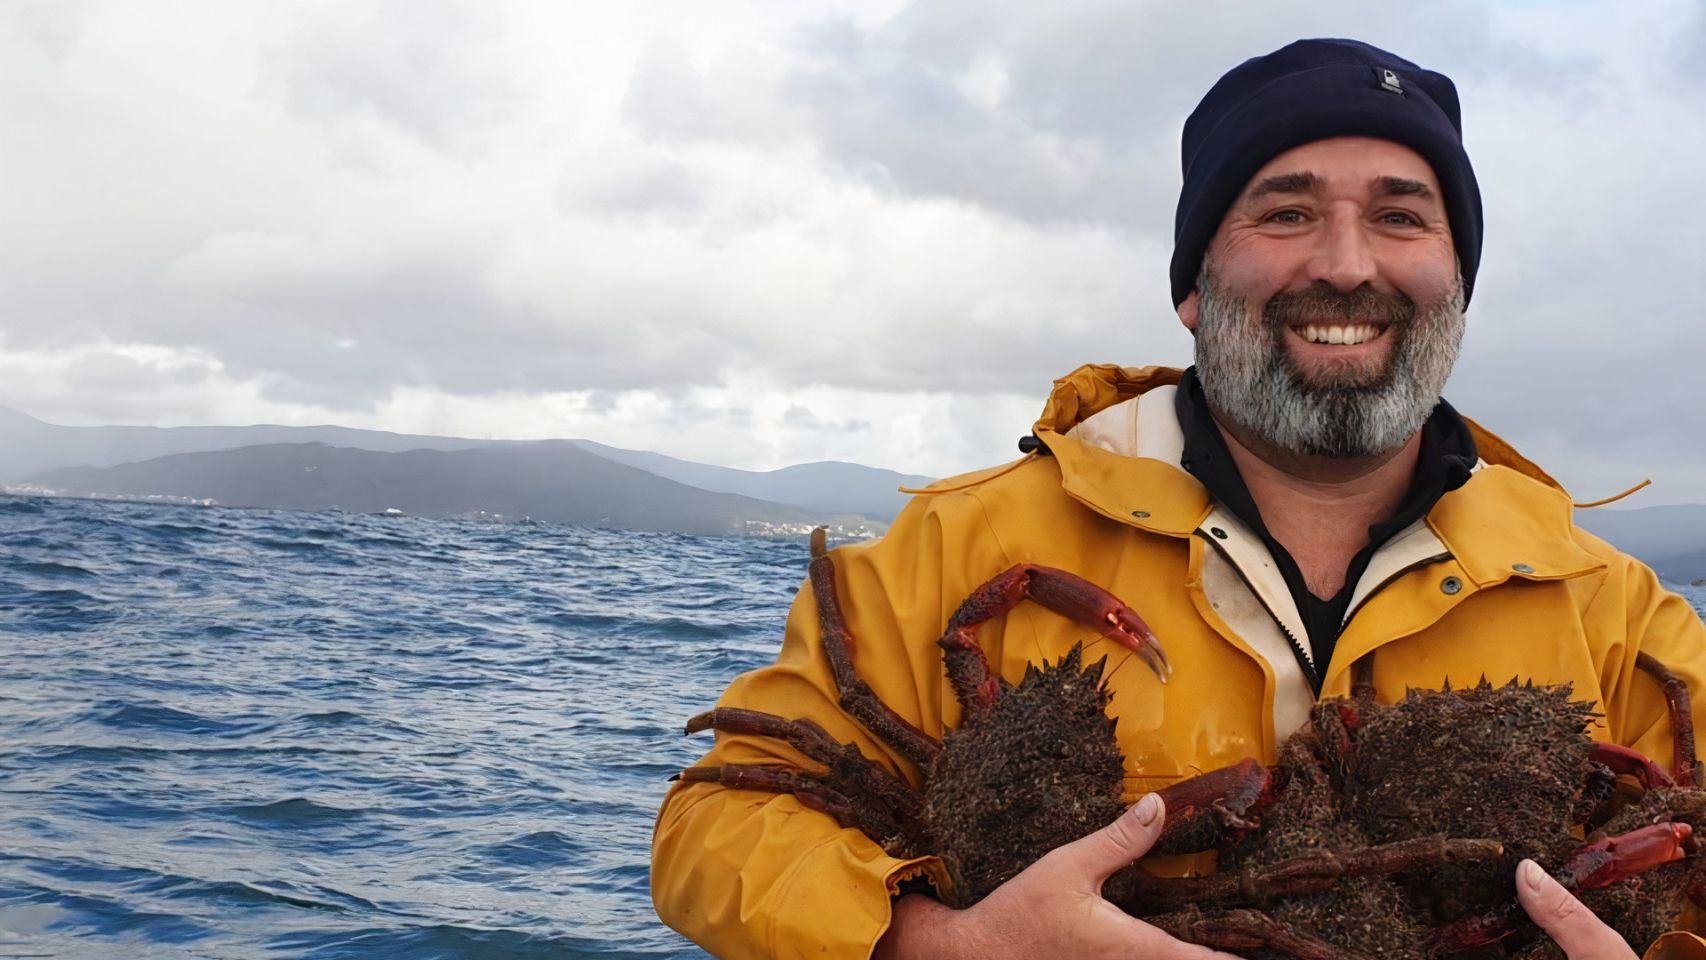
[1515,859,1638,960]
[874,794,1242,960]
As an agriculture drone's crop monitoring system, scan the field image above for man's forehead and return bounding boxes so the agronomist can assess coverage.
[1238,137,1442,200]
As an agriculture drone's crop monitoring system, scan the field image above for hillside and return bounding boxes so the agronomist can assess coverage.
[1574,503,1706,583]
[0,408,930,519]
[570,439,933,518]
[28,442,864,537]
[0,407,484,483]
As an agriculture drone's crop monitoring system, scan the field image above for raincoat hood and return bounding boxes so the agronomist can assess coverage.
[1031,362,1565,494]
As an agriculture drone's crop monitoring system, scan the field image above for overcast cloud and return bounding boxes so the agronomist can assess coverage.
[1,0,1702,503]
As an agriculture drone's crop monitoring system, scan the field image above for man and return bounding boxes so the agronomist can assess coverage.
[652,38,1706,960]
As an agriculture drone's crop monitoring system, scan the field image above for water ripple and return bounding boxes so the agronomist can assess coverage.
[0,494,818,957]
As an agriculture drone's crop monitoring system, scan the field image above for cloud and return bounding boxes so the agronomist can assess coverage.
[266,0,517,149]
[0,0,1701,503]
[759,0,1609,232]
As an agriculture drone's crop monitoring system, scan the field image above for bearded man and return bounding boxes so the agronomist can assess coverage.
[652,38,1706,960]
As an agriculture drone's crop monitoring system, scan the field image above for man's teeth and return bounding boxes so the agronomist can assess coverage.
[1297,324,1380,345]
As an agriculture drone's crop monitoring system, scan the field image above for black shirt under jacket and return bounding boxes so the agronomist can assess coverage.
[1173,366,1477,695]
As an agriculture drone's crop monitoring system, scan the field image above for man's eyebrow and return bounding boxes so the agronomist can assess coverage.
[1247,171,1319,200]
[1375,176,1435,201]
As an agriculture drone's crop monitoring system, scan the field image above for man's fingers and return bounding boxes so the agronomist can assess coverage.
[1515,860,1637,960]
[1056,793,1165,883]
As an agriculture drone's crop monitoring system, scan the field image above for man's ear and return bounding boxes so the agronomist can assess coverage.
[1177,290,1201,334]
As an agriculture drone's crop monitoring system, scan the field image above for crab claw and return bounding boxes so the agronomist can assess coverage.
[1021,566,1172,682]
[1590,742,1675,790]
[1561,822,1693,891]
[1108,604,1172,682]
[1152,757,1273,854]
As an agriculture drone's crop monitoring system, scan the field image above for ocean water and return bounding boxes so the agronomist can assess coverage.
[0,495,801,959]
[2,495,1703,959]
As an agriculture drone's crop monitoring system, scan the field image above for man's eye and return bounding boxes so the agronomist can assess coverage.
[1265,209,1306,224]
[1381,211,1422,226]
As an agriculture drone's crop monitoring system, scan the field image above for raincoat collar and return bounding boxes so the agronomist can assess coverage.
[1031,365,1207,536]
[1031,363,1606,585]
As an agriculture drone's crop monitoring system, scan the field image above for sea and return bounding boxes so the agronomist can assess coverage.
[2,495,1704,959]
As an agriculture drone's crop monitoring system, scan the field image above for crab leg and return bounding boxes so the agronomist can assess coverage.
[687,707,843,755]
[1430,822,1695,951]
[675,743,931,856]
[1636,652,1700,787]
[809,528,942,770]
[684,707,926,825]
[1119,835,1504,912]
[938,563,1171,720]
[1148,909,1368,960]
[676,763,869,834]
[1350,654,1376,702]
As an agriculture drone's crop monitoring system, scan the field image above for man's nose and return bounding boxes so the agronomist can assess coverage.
[1306,211,1378,292]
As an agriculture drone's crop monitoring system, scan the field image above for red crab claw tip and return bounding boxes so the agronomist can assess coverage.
[1105,607,1171,682]
[684,711,715,735]
[1565,822,1693,891]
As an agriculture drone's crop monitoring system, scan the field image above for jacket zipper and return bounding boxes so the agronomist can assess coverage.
[1201,538,1457,695]
[1199,531,1319,691]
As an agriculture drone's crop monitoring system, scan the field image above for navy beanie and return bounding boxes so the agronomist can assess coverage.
[1169,38,1483,308]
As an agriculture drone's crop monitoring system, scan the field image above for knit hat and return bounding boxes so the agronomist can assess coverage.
[1169,38,1482,308]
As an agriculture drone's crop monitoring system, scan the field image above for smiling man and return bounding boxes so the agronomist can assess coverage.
[653,39,1706,960]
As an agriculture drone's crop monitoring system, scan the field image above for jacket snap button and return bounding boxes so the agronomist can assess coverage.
[1131,510,1151,519]
[1512,563,1535,574]
[1440,576,1463,595]
[1210,527,1228,539]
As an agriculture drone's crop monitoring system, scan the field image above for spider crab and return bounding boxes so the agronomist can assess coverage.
[677,530,1706,958]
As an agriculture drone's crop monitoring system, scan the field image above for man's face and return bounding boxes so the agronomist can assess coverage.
[1178,136,1466,459]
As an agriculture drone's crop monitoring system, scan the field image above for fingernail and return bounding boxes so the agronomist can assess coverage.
[1134,793,1161,827]
[1519,859,1545,893]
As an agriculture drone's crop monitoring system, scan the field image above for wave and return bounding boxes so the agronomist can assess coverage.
[93,701,272,738]
[265,923,672,960]
[8,559,99,578]
[0,495,783,957]
[9,586,104,606]
[529,610,737,642]
[468,830,586,868]
[0,881,217,945]
[223,797,372,826]
[135,519,223,542]
[24,743,380,767]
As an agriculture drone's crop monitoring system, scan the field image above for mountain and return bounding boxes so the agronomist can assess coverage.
[1575,504,1706,584]
[0,408,931,519]
[26,442,867,537]
[569,439,933,518]
[0,407,484,483]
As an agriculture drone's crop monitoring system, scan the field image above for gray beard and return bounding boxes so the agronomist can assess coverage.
[1192,270,1466,459]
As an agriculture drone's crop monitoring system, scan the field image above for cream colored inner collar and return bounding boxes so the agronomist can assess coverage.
[1064,385,1185,466]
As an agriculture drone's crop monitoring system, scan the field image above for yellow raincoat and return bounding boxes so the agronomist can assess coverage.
[652,364,1706,960]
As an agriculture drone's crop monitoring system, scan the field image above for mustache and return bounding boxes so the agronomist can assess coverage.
[1262,285,1416,326]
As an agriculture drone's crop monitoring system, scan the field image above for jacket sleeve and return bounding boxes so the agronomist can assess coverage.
[651,491,1010,959]
[1594,556,1706,960]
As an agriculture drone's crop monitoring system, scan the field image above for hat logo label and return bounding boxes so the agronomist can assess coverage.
[1379,68,1404,95]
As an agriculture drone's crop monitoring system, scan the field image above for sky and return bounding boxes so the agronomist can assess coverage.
[1,0,1703,504]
